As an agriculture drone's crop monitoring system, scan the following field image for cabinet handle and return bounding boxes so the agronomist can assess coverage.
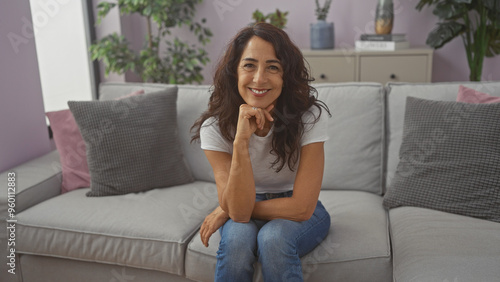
[390,74,396,79]
[320,74,326,79]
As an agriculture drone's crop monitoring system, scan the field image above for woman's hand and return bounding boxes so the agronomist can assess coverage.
[200,206,229,247]
[235,104,274,141]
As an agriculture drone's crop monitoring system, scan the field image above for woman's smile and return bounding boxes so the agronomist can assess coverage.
[237,36,283,109]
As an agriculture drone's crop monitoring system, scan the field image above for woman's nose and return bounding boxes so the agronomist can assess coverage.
[253,67,267,84]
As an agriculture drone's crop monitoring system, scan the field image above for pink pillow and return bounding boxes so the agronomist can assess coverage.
[457,85,500,104]
[47,89,144,193]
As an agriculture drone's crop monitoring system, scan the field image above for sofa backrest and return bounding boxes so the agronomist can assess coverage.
[101,81,500,196]
[315,83,385,195]
[176,85,213,182]
[99,82,389,195]
[384,81,500,192]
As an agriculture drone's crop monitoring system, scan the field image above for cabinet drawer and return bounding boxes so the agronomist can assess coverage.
[359,55,429,84]
[306,56,355,83]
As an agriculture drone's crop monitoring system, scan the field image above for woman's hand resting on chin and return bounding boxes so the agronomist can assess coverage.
[235,104,274,141]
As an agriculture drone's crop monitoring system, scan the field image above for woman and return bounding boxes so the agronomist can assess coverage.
[191,22,331,281]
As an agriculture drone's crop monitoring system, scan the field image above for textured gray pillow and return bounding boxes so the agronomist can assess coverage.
[68,87,194,197]
[383,96,500,223]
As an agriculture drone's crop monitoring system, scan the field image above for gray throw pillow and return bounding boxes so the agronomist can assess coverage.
[68,87,194,197]
[383,96,500,223]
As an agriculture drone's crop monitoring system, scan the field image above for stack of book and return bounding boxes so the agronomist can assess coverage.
[355,34,409,51]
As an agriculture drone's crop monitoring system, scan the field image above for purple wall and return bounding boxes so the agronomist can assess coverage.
[176,0,500,84]
[97,0,499,84]
[0,0,52,172]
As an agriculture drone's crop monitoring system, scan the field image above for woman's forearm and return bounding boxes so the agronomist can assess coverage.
[251,197,315,222]
[221,139,256,222]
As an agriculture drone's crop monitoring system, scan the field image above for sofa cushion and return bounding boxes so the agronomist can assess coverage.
[385,81,500,190]
[315,83,385,194]
[15,181,218,276]
[389,206,500,281]
[457,84,500,103]
[99,83,215,183]
[185,190,392,282]
[68,88,194,196]
[98,82,172,101]
[384,97,500,223]
[177,85,213,182]
[46,109,90,193]
[47,90,144,194]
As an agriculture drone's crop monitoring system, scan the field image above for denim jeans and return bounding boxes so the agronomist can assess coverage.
[214,191,331,282]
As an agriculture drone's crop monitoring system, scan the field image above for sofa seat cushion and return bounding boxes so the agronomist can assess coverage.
[390,206,500,281]
[16,181,218,276]
[184,190,392,282]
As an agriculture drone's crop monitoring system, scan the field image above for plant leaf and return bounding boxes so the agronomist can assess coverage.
[485,26,500,56]
[426,21,465,48]
[483,0,500,13]
[433,2,468,20]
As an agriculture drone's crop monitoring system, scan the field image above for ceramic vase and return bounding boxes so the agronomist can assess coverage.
[375,0,394,34]
[310,20,334,49]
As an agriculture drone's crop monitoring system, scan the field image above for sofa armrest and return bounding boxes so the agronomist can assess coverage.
[0,150,62,221]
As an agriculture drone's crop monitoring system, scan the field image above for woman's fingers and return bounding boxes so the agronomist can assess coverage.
[200,216,216,247]
[251,105,274,130]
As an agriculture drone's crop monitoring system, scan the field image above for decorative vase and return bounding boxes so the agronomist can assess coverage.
[375,0,394,34]
[310,20,334,49]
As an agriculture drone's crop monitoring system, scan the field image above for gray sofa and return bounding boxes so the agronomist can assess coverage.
[1,81,500,282]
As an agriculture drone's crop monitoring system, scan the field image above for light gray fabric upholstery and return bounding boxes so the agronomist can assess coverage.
[385,81,500,190]
[0,150,61,217]
[98,82,176,101]
[176,85,213,182]
[185,190,392,282]
[390,206,500,282]
[315,83,385,194]
[69,88,194,196]
[0,150,61,282]
[16,181,218,276]
[20,255,194,282]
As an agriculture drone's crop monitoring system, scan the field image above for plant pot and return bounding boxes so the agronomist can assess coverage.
[310,20,334,49]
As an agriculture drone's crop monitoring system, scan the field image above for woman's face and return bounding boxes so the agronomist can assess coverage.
[237,36,283,109]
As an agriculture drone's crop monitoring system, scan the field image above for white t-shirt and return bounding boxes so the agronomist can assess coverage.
[200,105,329,193]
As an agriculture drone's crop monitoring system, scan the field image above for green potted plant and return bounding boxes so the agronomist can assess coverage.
[90,0,213,84]
[416,0,500,81]
[311,0,334,49]
[251,9,289,29]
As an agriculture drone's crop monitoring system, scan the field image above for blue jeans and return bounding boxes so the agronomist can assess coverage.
[214,191,331,282]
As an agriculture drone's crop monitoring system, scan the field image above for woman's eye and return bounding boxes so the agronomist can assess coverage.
[242,64,255,70]
[268,65,280,73]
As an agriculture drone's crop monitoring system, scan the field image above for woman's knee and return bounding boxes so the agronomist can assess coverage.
[218,220,259,256]
[257,220,298,256]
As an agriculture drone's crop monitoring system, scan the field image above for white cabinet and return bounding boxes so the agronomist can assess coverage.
[302,48,433,84]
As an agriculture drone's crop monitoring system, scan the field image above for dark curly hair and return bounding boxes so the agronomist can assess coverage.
[191,23,330,172]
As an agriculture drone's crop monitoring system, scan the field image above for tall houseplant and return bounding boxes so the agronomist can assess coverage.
[90,0,212,84]
[416,0,500,81]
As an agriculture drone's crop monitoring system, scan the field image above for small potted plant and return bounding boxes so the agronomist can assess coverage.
[251,9,289,29]
[311,0,334,49]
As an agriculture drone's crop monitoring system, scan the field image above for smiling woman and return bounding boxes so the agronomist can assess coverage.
[237,36,284,111]
[191,23,331,282]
